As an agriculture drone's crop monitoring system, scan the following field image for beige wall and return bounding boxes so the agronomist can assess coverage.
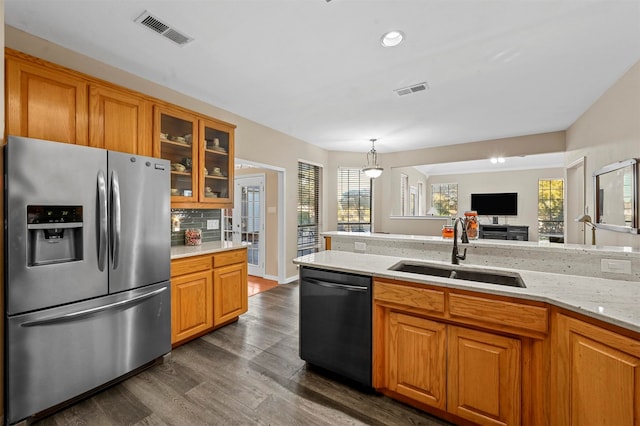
[565,60,640,248]
[389,166,428,216]
[5,25,329,280]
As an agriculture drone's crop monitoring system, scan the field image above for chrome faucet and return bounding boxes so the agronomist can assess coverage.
[451,217,469,265]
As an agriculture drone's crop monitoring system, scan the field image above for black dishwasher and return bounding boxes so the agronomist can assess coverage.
[299,266,372,387]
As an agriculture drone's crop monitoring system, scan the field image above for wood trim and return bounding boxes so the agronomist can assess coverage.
[448,292,549,335]
[324,236,332,250]
[550,305,640,341]
[171,254,212,277]
[212,248,247,268]
[374,279,445,313]
[521,337,550,425]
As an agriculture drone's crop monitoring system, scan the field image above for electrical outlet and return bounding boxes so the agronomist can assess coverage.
[207,219,220,230]
[600,259,632,274]
[354,242,366,253]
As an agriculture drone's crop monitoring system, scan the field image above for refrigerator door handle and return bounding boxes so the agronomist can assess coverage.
[110,170,121,270]
[20,286,168,327]
[97,170,108,271]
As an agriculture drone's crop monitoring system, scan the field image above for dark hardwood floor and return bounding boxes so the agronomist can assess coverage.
[36,282,451,425]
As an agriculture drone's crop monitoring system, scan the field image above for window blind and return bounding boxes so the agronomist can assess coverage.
[297,162,320,256]
[337,167,371,232]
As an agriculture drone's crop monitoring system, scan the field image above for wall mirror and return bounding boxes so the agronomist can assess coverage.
[594,158,639,234]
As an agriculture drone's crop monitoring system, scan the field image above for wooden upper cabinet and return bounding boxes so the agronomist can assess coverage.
[154,104,236,208]
[154,105,199,204]
[6,55,88,145]
[88,84,150,155]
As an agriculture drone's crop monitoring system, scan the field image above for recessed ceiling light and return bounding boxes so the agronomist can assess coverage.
[381,30,405,47]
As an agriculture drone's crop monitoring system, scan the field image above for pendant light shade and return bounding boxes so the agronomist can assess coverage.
[363,139,383,178]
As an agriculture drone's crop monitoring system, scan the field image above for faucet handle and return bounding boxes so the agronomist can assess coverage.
[458,248,467,261]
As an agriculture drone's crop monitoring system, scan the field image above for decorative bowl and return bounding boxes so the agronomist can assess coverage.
[171,163,186,172]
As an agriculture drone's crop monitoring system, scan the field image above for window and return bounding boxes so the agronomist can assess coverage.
[410,186,417,216]
[431,183,458,217]
[538,179,564,241]
[417,182,424,215]
[400,173,409,215]
[337,167,371,232]
[297,162,321,256]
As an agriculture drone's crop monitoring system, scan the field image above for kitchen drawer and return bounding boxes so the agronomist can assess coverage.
[171,255,212,277]
[213,249,247,268]
[374,280,445,314]
[449,293,548,335]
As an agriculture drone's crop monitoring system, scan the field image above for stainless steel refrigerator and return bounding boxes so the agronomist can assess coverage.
[4,136,171,424]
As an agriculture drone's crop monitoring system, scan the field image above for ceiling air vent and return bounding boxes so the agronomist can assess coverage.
[394,82,429,97]
[134,11,194,46]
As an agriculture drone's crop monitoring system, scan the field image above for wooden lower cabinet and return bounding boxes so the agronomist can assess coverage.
[213,262,248,326]
[171,248,248,346]
[387,312,447,410]
[382,311,521,425]
[552,313,640,426]
[448,326,521,426]
[374,279,536,426]
[171,270,213,344]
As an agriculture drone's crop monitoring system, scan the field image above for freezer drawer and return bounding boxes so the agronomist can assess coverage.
[6,281,171,424]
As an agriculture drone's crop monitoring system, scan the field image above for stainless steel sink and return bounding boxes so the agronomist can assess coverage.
[388,261,526,288]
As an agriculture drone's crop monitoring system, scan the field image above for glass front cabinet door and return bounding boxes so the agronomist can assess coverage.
[199,118,234,206]
[154,105,234,208]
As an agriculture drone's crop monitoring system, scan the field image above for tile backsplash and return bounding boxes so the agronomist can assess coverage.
[171,209,222,246]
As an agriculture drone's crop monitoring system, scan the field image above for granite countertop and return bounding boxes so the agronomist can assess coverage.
[293,250,640,334]
[171,241,249,259]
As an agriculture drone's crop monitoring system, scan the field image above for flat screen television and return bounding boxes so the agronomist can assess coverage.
[470,192,518,216]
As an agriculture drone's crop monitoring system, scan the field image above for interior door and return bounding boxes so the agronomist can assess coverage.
[228,175,264,277]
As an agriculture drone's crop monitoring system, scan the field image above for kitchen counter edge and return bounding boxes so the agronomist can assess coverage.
[171,241,249,259]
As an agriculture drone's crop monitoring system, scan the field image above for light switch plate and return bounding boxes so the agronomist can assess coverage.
[600,259,632,274]
[354,242,366,253]
[207,219,220,230]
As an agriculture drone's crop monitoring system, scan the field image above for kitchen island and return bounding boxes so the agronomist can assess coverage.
[293,249,640,426]
[170,241,249,346]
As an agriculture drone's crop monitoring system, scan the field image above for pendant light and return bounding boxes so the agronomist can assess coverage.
[362,139,383,178]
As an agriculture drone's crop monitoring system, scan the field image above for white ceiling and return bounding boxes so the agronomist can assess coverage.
[5,0,640,155]
[413,152,565,176]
